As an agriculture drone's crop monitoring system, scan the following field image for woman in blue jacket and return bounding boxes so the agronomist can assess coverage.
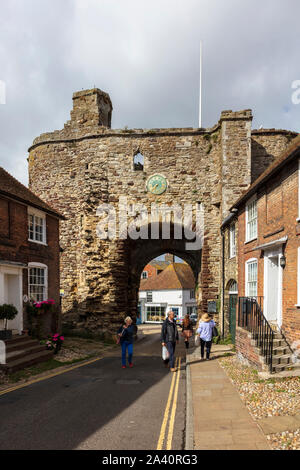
[117,316,135,369]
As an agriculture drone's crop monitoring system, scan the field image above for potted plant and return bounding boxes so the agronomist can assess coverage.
[0,304,18,340]
[46,333,64,354]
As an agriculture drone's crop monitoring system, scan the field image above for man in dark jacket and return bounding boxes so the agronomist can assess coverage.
[161,310,179,372]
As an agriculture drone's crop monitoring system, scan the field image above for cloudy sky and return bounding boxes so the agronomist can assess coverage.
[0,0,299,185]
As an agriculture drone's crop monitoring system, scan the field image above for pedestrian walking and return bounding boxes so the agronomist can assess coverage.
[161,310,179,372]
[117,316,135,369]
[181,313,193,349]
[196,313,216,361]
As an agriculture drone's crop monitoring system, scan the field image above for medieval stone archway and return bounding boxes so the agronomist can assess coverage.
[28,88,297,336]
[125,221,202,323]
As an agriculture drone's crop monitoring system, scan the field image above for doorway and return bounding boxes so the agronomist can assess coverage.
[0,265,23,334]
[228,280,238,343]
[264,248,283,329]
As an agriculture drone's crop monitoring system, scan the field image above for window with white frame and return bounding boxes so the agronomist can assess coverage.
[298,159,300,220]
[141,271,148,279]
[246,197,257,242]
[246,259,258,298]
[298,247,300,306]
[28,263,48,302]
[190,289,195,299]
[146,291,153,302]
[187,306,197,315]
[229,223,236,258]
[28,208,46,244]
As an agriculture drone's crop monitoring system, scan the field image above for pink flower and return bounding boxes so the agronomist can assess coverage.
[53,333,59,338]
[53,338,57,342]
[60,336,64,341]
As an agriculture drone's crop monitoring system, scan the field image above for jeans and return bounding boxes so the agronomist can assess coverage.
[200,339,212,359]
[166,341,176,368]
[121,341,133,366]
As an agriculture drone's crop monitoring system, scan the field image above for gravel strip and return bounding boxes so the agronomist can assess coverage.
[267,429,300,450]
[219,356,300,450]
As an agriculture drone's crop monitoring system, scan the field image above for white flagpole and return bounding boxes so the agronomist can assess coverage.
[199,40,202,128]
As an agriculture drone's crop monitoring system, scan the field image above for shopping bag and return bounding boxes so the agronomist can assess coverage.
[194,335,200,347]
[162,345,169,361]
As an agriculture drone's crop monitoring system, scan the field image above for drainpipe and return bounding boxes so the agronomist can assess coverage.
[221,228,225,339]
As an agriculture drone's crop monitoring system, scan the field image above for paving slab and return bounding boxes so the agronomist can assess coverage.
[258,413,300,435]
[187,345,271,450]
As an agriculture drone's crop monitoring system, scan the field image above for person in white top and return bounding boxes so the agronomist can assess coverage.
[196,313,216,360]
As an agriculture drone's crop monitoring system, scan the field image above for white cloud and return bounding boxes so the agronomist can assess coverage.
[0,0,299,185]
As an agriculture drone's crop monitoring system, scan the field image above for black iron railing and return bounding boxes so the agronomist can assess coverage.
[238,297,274,373]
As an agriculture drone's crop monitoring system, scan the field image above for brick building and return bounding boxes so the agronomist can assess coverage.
[0,167,63,336]
[141,254,175,280]
[223,136,300,372]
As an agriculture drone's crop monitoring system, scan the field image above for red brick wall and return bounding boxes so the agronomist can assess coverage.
[0,196,61,334]
[142,264,159,279]
[237,158,300,346]
[235,327,263,371]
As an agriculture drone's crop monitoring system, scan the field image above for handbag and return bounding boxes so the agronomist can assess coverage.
[116,328,125,345]
[194,335,200,347]
[212,326,219,337]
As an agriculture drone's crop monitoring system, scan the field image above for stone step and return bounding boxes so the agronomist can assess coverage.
[272,354,293,365]
[3,335,31,346]
[5,344,47,363]
[0,350,54,374]
[5,339,40,354]
[272,345,290,355]
[272,362,300,373]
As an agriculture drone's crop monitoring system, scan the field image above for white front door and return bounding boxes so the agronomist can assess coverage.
[0,265,23,334]
[264,248,283,329]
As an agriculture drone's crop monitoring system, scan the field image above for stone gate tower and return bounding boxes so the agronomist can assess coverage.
[28,88,296,337]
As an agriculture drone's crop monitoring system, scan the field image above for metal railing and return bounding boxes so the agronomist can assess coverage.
[238,297,274,373]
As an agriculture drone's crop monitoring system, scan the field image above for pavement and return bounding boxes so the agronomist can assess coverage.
[186,343,271,450]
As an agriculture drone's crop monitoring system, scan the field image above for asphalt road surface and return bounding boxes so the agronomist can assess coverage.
[0,326,187,450]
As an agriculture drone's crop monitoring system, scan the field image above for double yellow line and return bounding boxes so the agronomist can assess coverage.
[157,356,181,450]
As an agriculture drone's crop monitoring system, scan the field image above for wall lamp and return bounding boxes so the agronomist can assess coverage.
[280,256,286,269]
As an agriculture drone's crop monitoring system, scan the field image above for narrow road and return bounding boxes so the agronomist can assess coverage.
[0,327,186,450]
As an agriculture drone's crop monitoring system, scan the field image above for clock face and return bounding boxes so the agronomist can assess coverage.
[147,175,168,195]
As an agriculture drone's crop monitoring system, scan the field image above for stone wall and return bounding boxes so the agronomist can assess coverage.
[28,88,298,337]
[251,129,296,183]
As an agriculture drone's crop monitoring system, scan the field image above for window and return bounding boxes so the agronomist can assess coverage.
[146,306,165,322]
[229,223,236,258]
[187,306,197,315]
[133,152,144,171]
[142,271,148,279]
[298,159,300,221]
[228,280,238,294]
[146,291,153,302]
[28,263,48,302]
[28,208,46,244]
[246,197,257,242]
[246,259,258,297]
[190,289,195,299]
